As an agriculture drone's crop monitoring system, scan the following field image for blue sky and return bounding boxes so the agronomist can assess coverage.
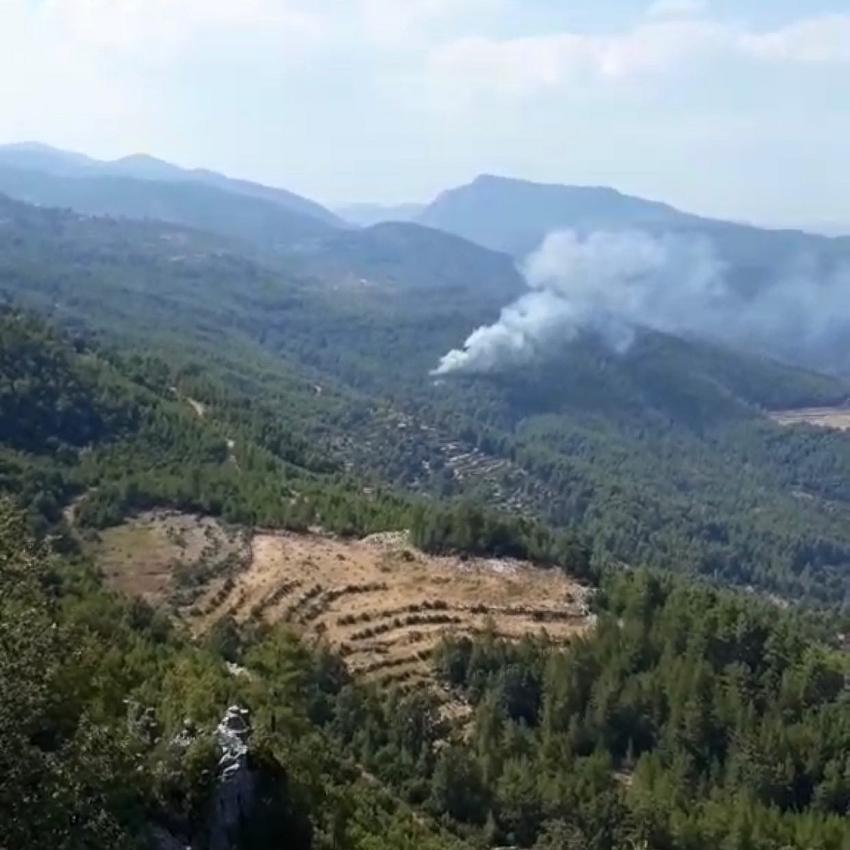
[1,0,848,230]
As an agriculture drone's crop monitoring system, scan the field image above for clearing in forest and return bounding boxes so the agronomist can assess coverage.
[94,511,250,602]
[769,405,850,430]
[94,512,594,692]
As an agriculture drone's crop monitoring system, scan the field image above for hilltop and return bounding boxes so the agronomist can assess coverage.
[418,173,693,256]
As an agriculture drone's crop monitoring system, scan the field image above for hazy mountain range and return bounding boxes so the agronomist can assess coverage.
[2,141,849,376]
[0,141,341,225]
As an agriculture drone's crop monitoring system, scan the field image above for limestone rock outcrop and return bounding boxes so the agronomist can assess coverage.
[209,705,257,850]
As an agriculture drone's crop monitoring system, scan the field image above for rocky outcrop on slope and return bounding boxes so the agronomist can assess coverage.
[149,705,259,850]
[209,705,257,850]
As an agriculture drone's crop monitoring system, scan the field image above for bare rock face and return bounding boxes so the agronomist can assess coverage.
[209,705,257,850]
[149,705,262,850]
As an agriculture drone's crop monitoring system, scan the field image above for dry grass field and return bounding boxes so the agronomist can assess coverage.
[95,511,250,604]
[94,512,594,692]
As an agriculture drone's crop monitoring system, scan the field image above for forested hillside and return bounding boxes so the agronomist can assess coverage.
[0,499,468,850]
[0,165,335,254]
[424,573,850,849]
[2,495,847,850]
[0,310,410,538]
[0,308,588,569]
[2,193,850,605]
[416,175,850,375]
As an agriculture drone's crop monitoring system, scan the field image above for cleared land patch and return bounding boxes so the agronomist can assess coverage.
[94,513,593,692]
[94,510,250,606]
[770,406,850,430]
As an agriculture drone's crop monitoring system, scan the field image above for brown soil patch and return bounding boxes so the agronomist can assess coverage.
[96,514,594,695]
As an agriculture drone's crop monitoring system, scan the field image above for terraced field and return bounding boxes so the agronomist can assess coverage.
[333,408,554,515]
[95,513,594,693]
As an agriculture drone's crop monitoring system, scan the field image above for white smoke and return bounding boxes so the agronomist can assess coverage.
[432,229,850,375]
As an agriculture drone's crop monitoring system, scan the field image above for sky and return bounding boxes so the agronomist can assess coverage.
[0,0,849,230]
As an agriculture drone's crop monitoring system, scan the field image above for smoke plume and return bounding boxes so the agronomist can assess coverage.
[432,229,850,375]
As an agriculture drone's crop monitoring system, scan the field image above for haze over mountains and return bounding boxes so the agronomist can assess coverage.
[416,175,850,377]
[0,142,341,226]
[334,202,426,227]
[3,141,850,380]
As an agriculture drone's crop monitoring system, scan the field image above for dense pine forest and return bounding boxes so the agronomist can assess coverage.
[326,572,850,849]
[0,309,409,537]
[0,309,591,565]
[428,575,850,849]
[2,496,848,850]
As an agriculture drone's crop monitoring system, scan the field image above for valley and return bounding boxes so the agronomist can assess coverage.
[2,138,850,850]
[4,192,850,604]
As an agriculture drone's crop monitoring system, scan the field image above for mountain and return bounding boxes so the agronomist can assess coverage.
[287,220,523,295]
[335,202,426,227]
[417,174,850,264]
[418,174,850,376]
[0,141,343,227]
[0,164,336,252]
[418,174,695,256]
[0,141,97,174]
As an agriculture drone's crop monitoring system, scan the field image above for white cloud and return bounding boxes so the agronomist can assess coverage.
[428,14,850,100]
[41,0,324,56]
[0,0,328,149]
[0,0,847,221]
[0,0,143,144]
[356,0,504,48]
[429,20,728,98]
[646,0,707,20]
[741,14,850,63]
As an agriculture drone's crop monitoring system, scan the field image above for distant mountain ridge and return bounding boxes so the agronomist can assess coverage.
[0,141,343,227]
[7,145,850,375]
[416,174,694,256]
[416,173,850,261]
[0,164,336,253]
